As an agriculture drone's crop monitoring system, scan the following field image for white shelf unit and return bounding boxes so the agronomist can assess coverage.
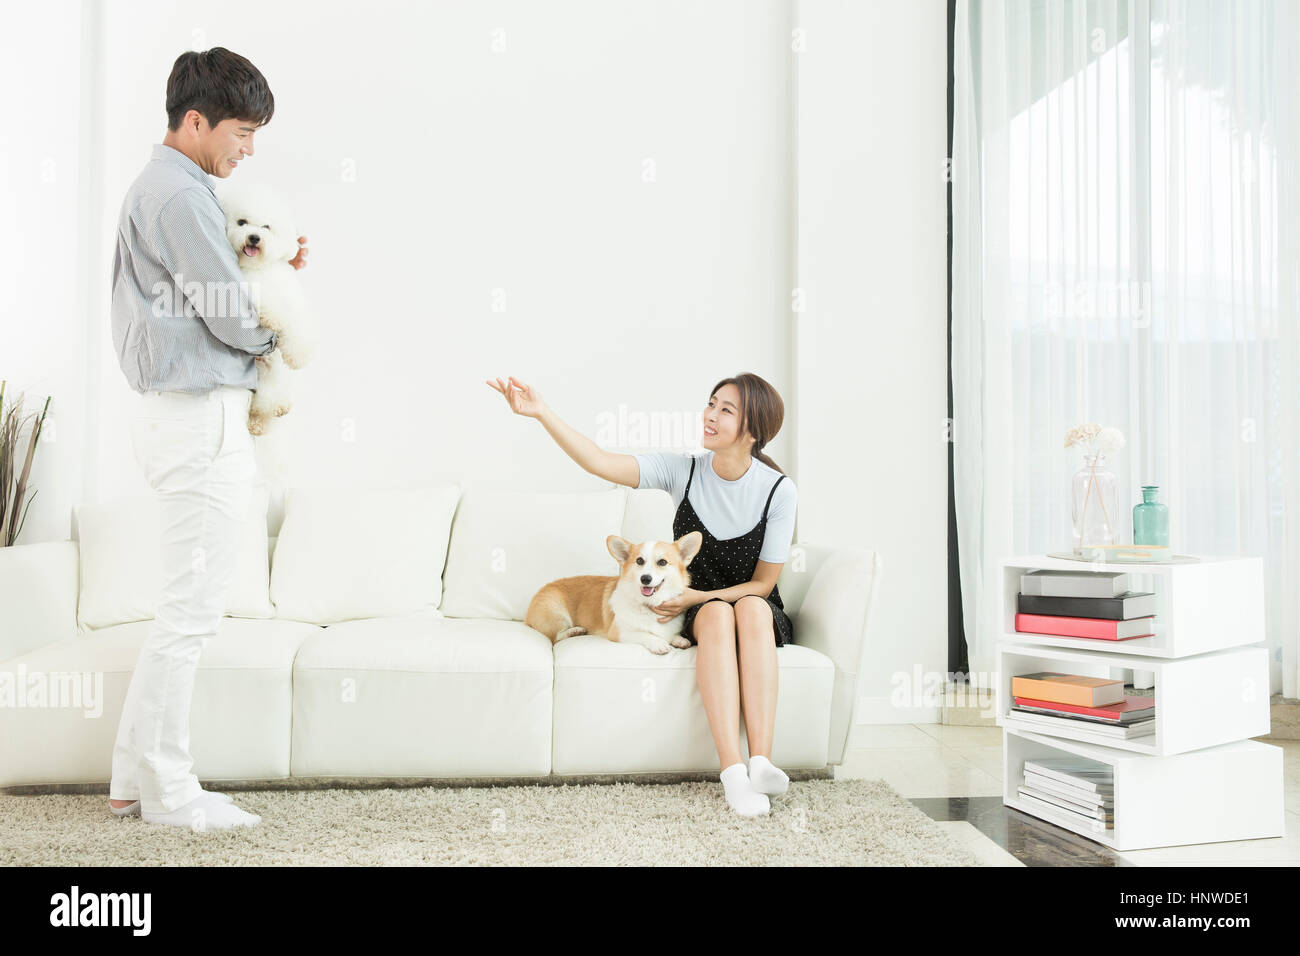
[998,554,1284,850]
[1004,727,1284,851]
[1000,554,1264,658]
[997,642,1269,755]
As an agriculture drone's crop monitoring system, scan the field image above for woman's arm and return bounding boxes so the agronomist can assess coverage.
[487,376,640,487]
[651,561,784,622]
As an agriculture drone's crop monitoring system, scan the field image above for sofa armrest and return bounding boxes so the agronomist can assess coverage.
[0,540,80,662]
[788,544,882,766]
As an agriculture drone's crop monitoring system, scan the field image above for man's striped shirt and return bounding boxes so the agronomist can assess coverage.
[111,143,277,394]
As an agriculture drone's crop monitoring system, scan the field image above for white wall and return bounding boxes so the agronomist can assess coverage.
[0,0,91,543]
[795,0,951,721]
[16,0,797,530]
[3,0,950,724]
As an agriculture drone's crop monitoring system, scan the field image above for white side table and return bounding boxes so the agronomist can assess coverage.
[996,554,1284,850]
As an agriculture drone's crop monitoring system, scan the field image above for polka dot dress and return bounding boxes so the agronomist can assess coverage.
[675,455,794,647]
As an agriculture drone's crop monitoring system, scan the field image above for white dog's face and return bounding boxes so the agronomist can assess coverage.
[215,182,297,270]
[606,533,702,607]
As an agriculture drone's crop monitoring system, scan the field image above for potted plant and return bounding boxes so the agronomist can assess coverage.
[0,380,51,547]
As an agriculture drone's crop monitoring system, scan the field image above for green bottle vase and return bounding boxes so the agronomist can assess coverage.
[1132,485,1169,547]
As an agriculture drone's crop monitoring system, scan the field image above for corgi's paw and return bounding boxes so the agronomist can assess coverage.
[558,626,587,640]
[668,634,691,649]
[645,638,672,655]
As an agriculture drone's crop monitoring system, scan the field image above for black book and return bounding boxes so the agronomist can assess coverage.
[1016,591,1157,621]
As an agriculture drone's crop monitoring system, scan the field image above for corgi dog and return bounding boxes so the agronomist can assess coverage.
[525,532,704,654]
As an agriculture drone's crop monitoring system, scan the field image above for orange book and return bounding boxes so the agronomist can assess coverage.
[1010,672,1125,707]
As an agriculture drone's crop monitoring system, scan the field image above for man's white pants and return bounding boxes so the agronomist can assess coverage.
[110,384,256,813]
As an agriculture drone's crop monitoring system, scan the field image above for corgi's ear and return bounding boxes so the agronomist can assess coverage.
[674,531,703,566]
[606,534,632,564]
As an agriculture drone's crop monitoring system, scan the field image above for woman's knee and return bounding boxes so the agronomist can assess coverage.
[694,600,736,640]
[734,595,774,635]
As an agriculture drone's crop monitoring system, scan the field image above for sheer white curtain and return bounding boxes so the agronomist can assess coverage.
[952,0,1300,695]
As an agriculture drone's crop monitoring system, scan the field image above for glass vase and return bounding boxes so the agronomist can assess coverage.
[1071,453,1118,551]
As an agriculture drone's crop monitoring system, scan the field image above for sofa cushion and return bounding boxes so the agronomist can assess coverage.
[551,635,835,774]
[440,487,628,620]
[620,487,675,543]
[290,612,553,776]
[270,483,460,625]
[0,540,78,661]
[74,485,274,629]
[0,617,319,786]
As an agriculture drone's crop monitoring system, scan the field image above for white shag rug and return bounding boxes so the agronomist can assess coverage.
[1,778,984,866]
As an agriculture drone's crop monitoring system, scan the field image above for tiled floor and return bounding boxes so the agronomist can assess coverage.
[834,723,1300,866]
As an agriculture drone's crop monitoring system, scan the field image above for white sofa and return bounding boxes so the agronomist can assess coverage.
[0,482,881,788]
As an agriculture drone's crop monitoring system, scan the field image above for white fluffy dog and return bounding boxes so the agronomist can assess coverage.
[215,181,316,435]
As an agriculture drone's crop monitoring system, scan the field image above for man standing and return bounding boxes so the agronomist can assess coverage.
[107,47,306,830]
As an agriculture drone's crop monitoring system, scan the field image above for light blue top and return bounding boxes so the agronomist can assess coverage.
[634,450,798,563]
[110,144,277,394]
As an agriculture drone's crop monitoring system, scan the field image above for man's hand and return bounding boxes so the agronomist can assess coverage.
[289,236,309,270]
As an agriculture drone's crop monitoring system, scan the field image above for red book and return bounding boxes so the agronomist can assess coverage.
[1014,612,1155,640]
[1013,695,1155,722]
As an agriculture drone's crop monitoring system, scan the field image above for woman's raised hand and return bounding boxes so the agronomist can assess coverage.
[487,374,635,485]
[487,376,547,419]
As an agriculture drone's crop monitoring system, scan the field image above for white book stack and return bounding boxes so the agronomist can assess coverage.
[1017,758,1114,833]
[1019,570,1129,598]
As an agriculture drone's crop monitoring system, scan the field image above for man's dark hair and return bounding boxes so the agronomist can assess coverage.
[165,47,274,132]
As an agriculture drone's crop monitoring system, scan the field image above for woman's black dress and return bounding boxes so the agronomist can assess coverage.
[673,456,794,647]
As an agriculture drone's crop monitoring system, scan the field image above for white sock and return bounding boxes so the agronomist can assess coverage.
[141,791,261,831]
[720,762,769,816]
[748,755,789,796]
[110,790,233,817]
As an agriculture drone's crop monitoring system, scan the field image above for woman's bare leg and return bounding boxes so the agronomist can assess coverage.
[734,595,779,758]
[694,601,743,770]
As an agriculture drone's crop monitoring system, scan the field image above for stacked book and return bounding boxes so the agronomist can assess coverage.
[1009,671,1156,740]
[1015,570,1157,642]
[1017,757,1115,832]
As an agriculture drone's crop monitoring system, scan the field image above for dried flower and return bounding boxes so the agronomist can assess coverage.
[1065,422,1125,456]
[1098,427,1126,454]
[0,382,50,547]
